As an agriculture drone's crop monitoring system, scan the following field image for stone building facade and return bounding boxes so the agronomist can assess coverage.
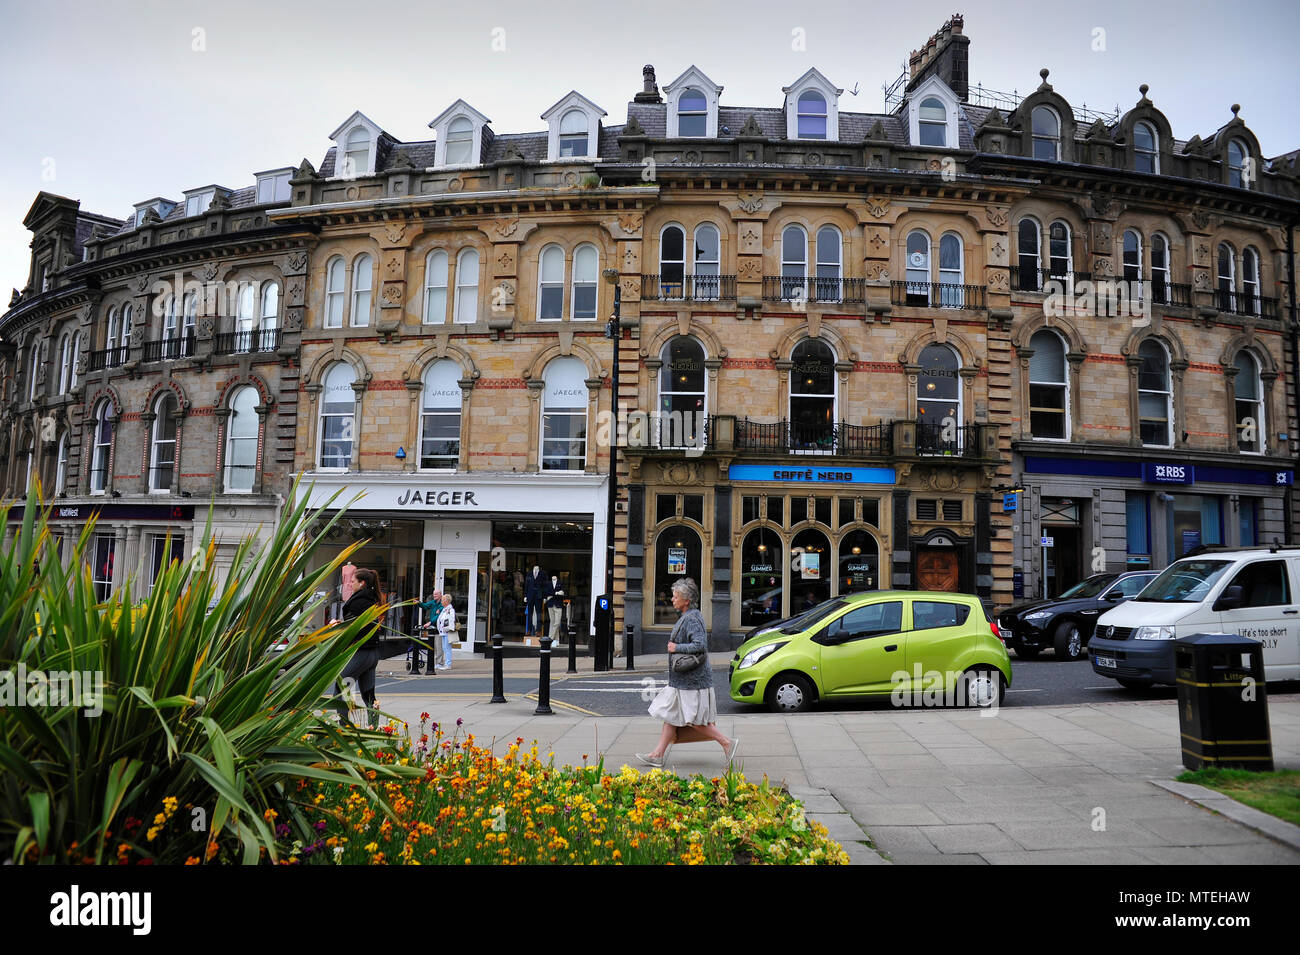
[3,15,1298,654]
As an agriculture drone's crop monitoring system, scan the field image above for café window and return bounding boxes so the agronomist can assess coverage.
[653,526,701,625]
[740,527,783,629]
[658,336,706,449]
[916,343,962,451]
[790,527,830,611]
[838,529,879,595]
[788,339,836,451]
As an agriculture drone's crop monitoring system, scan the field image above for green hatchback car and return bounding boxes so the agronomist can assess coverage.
[728,591,1012,712]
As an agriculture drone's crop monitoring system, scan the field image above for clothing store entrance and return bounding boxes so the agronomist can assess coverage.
[421,521,490,657]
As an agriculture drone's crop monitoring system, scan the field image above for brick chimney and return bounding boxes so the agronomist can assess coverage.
[634,64,662,104]
[905,15,969,101]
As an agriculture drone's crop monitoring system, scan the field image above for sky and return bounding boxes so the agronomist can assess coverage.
[1,0,1298,295]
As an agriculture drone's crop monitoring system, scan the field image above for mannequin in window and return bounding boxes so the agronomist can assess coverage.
[545,573,566,644]
[524,565,545,636]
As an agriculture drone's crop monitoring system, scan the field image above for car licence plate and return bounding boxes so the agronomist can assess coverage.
[1094,654,1116,669]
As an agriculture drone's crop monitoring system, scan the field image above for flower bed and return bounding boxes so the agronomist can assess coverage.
[291,716,850,865]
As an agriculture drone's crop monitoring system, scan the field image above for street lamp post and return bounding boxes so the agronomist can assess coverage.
[600,268,621,672]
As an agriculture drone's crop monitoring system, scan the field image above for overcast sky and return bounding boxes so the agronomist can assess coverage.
[2,0,1297,296]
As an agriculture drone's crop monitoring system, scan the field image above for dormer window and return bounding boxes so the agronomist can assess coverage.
[184,190,214,218]
[1031,106,1060,160]
[1228,138,1249,188]
[678,90,707,136]
[343,127,370,177]
[1134,121,1159,174]
[664,67,722,139]
[132,198,176,229]
[328,111,383,178]
[429,100,492,168]
[255,168,293,203]
[543,92,606,160]
[559,111,587,156]
[797,92,827,139]
[919,98,947,146]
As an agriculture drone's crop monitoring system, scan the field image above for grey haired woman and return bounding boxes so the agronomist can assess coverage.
[637,578,739,769]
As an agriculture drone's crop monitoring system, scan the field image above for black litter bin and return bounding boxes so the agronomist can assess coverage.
[1174,632,1272,771]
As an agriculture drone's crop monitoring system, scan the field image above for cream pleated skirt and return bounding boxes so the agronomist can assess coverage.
[648,685,718,726]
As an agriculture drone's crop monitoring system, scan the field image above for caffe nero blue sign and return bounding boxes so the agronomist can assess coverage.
[728,465,896,485]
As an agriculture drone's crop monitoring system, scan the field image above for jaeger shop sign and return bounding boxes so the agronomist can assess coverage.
[299,475,605,515]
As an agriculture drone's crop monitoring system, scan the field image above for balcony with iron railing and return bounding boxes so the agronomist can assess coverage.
[915,422,984,458]
[1216,288,1278,319]
[890,281,986,310]
[1009,267,1094,293]
[141,333,196,363]
[87,345,130,371]
[761,276,867,305]
[732,418,892,455]
[214,328,282,355]
[640,274,736,302]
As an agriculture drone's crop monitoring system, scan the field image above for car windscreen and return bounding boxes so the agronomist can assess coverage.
[1059,575,1117,600]
[1134,560,1233,603]
[781,598,847,633]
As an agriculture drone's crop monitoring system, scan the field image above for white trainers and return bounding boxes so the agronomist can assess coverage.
[636,752,664,768]
[723,738,741,769]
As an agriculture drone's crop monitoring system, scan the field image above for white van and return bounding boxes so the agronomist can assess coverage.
[1090,547,1300,688]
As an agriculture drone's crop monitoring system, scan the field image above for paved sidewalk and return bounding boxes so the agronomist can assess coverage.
[370,656,1300,864]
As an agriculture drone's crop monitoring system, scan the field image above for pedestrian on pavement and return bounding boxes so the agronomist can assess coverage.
[637,577,738,770]
[436,593,457,670]
[418,590,444,672]
[330,567,383,725]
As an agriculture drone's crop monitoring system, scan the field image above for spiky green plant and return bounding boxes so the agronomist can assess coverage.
[0,477,420,864]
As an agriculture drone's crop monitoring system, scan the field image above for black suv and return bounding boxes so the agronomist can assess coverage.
[998,571,1156,660]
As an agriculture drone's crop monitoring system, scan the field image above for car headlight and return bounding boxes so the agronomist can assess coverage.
[1024,610,1053,624]
[1133,626,1176,641]
[738,642,787,669]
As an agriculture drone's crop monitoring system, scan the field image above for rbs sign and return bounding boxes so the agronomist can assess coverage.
[1142,462,1194,485]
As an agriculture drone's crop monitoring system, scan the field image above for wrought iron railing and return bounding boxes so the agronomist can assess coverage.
[141,334,196,362]
[761,276,866,305]
[214,328,281,355]
[890,281,986,309]
[733,419,892,455]
[87,346,130,371]
[916,422,981,457]
[640,274,736,302]
[1009,267,1094,292]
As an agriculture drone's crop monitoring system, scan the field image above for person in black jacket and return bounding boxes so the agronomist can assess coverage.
[331,567,383,724]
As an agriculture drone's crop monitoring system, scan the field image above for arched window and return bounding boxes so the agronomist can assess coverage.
[325,256,345,328]
[537,244,565,320]
[161,294,179,356]
[781,225,808,301]
[558,109,588,157]
[541,356,588,471]
[1016,218,1041,291]
[658,337,706,449]
[454,248,479,323]
[58,332,72,393]
[815,226,842,302]
[741,527,783,628]
[27,344,40,402]
[106,306,120,355]
[677,89,707,137]
[424,250,449,324]
[658,225,685,299]
[1032,106,1060,160]
[1048,221,1072,283]
[21,434,33,496]
[420,360,463,469]
[1241,248,1260,316]
[1137,340,1172,447]
[571,244,598,320]
[1234,352,1264,454]
[350,253,373,327]
[445,117,474,165]
[904,230,931,305]
[149,393,178,493]
[182,290,198,357]
[790,527,831,609]
[789,339,836,451]
[693,224,720,300]
[797,91,827,139]
[343,127,370,177]
[1122,230,1143,286]
[938,232,964,307]
[919,97,947,146]
[654,526,701,625]
[1151,233,1171,304]
[260,281,280,344]
[1217,243,1236,313]
[55,432,68,494]
[1228,139,1248,188]
[318,363,356,470]
[1134,121,1158,174]
[68,332,80,390]
[224,386,259,492]
[118,304,132,355]
[90,402,113,493]
[917,343,962,452]
[1028,329,1068,440]
[236,282,256,352]
[839,529,880,595]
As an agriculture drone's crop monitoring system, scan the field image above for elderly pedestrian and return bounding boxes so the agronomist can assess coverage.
[418,590,444,672]
[636,578,738,770]
[436,593,457,671]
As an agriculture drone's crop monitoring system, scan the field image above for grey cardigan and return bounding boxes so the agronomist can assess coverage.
[667,608,712,690]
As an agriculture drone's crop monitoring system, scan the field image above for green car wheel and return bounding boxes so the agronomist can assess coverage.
[766,673,814,713]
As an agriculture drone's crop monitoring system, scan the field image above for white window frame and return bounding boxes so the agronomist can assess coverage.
[68,332,80,389]
[454,248,479,324]
[916,343,964,451]
[1134,121,1159,174]
[657,336,708,450]
[419,360,462,471]
[693,223,721,301]
[423,249,449,324]
[350,254,373,327]
[1028,329,1070,441]
[1234,351,1265,454]
[1017,217,1042,290]
[254,167,294,203]
[664,66,722,139]
[1031,106,1060,160]
[1137,340,1173,448]
[55,432,68,493]
[796,91,827,140]
[938,232,964,308]
[1242,247,1261,315]
[542,92,606,161]
[905,230,932,305]
[224,386,259,493]
[149,394,178,494]
[183,189,214,218]
[906,76,959,149]
[540,357,589,471]
[780,225,808,302]
[782,68,841,141]
[181,291,198,357]
[325,256,345,328]
[570,243,599,321]
[659,224,686,299]
[788,338,838,455]
[537,244,566,321]
[58,332,72,393]
[28,343,40,402]
[260,281,279,341]
[317,364,356,472]
[90,401,112,495]
[1228,139,1249,189]
[1151,233,1171,303]
[328,112,381,179]
[428,100,491,169]
[814,226,842,303]
[1217,243,1237,313]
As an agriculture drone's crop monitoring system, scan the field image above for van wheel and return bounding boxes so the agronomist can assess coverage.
[960,667,1004,708]
[1053,621,1084,661]
[766,674,814,713]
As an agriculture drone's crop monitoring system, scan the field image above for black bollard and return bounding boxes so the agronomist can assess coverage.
[567,608,578,674]
[625,624,636,670]
[534,636,554,715]
[489,634,506,703]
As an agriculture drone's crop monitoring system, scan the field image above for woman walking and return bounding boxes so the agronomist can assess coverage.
[436,593,457,671]
[637,578,738,770]
[331,568,383,725]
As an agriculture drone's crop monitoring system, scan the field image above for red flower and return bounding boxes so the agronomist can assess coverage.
[420,712,431,721]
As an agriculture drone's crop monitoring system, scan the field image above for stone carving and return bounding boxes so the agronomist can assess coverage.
[564,171,579,187]
[502,142,526,163]
[864,119,888,142]
[739,115,763,137]
[1090,195,1114,217]
[622,247,638,270]
[285,307,304,331]
[384,221,406,244]
[1191,209,1212,231]
[623,115,646,136]
[866,197,890,219]
[986,268,1009,291]
[737,258,762,280]
[286,251,307,273]
[497,250,515,271]
[1093,256,1113,276]
[991,240,1006,261]
[659,461,701,486]
[493,217,519,238]
[384,255,402,279]
[296,158,317,178]
[620,277,640,301]
[926,158,942,171]
[618,213,643,236]
[198,316,215,337]
[447,177,464,192]
[382,284,403,306]
[683,149,701,164]
[986,206,1009,227]
[737,191,764,214]
[1194,271,1210,289]
[868,230,888,251]
[740,227,761,254]
[134,274,150,293]
[287,280,303,305]
[806,152,824,166]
